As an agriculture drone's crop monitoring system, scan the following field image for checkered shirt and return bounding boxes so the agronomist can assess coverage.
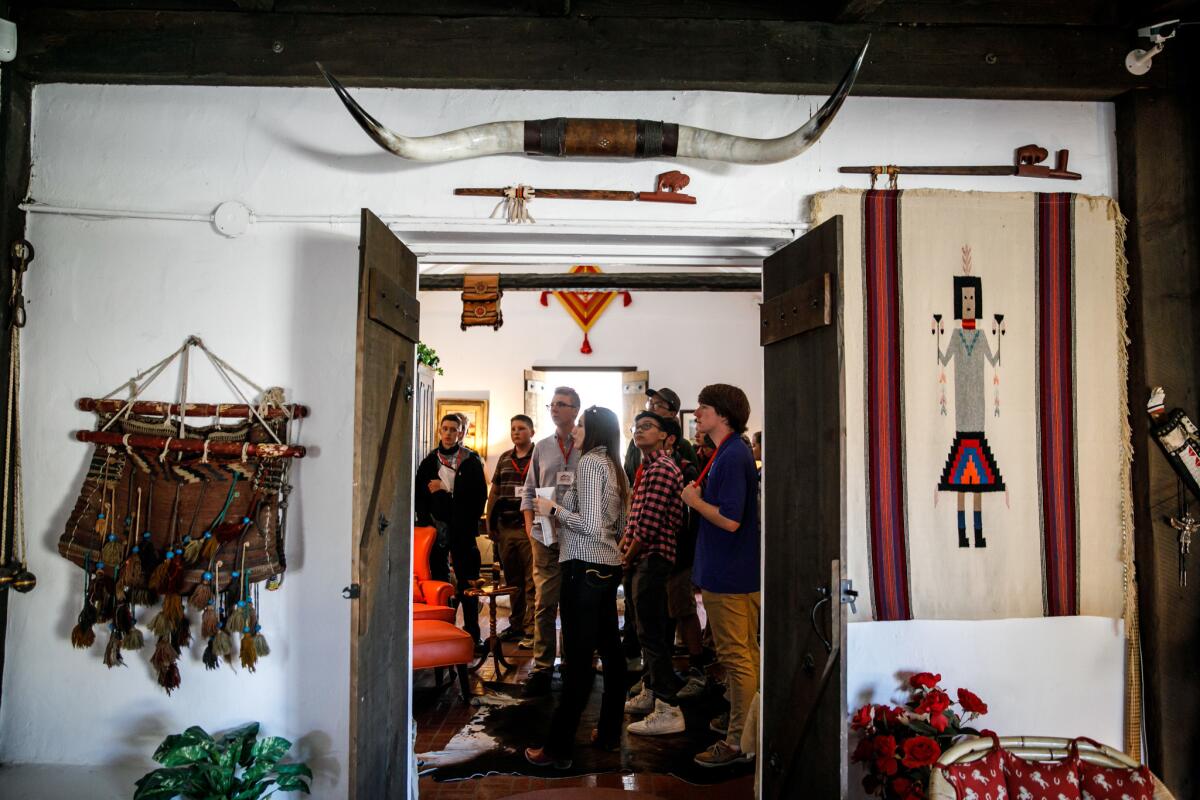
[556,447,626,566]
[622,449,683,565]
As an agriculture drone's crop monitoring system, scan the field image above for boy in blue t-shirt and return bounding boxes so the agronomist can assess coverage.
[681,383,760,768]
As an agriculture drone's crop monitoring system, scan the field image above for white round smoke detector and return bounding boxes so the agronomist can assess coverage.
[213,201,252,238]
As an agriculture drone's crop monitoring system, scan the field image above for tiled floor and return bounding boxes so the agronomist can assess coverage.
[416,595,753,800]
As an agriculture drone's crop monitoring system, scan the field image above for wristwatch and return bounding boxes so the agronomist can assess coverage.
[549,505,558,518]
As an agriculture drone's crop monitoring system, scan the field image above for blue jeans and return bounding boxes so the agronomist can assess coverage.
[545,560,624,757]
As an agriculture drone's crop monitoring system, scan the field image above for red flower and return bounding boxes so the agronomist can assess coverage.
[957,688,988,715]
[874,735,897,759]
[928,711,949,733]
[890,776,914,794]
[851,705,874,730]
[851,736,874,763]
[909,672,941,690]
[901,736,942,768]
[881,705,908,726]
[875,755,899,776]
[914,688,951,717]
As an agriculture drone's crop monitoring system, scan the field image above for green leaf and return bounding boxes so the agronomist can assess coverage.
[274,774,312,794]
[231,779,273,800]
[907,719,937,736]
[251,737,293,769]
[154,730,220,767]
[273,764,313,780]
[133,766,207,800]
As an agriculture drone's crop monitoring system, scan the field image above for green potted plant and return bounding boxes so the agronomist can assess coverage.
[134,722,312,799]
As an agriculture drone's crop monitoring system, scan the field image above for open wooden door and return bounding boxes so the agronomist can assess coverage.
[524,368,550,434]
[350,209,420,800]
[621,370,649,436]
[760,216,847,798]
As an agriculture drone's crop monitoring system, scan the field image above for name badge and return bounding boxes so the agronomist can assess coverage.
[556,471,575,487]
[513,487,524,498]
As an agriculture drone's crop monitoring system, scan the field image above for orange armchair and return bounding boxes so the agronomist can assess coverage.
[413,526,455,623]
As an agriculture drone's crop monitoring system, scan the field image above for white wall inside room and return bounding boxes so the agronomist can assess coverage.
[1,79,1124,795]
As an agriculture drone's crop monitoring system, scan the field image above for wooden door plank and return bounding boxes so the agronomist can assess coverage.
[351,209,419,800]
[761,216,846,798]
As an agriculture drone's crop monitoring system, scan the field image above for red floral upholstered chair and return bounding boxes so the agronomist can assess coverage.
[413,526,455,623]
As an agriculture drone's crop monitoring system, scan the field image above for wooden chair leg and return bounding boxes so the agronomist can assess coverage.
[434,666,444,688]
[456,664,471,702]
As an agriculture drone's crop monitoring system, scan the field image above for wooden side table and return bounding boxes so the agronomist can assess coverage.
[465,583,517,674]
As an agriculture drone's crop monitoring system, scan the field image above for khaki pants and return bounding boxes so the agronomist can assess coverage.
[702,590,760,746]
[531,537,562,672]
[495,523,535,634]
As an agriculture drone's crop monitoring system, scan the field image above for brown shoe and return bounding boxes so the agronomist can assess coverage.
[694,740,751,768]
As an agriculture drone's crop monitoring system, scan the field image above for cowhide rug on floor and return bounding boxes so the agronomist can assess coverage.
[417,674,754,785]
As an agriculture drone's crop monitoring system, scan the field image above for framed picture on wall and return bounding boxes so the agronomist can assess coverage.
[435,398,490,459]
[680,408,700,446]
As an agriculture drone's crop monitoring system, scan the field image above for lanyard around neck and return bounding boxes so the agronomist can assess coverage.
[511,451,532,481]
[694,434,731,487]
[557,434,574,463]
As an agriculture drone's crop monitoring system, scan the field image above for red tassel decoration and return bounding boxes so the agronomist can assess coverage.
[158,663,181,694]
[622,291,632,307]
[539,291,550,306]
[580,332,592,354]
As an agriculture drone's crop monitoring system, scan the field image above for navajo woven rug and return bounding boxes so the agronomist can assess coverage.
[812,189,1130,622]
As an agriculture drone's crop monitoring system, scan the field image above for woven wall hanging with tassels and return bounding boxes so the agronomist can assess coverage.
[540,265,632,354]
[57,336,308,693]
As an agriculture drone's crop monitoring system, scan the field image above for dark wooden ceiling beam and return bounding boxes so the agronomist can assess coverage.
[9,8,1170,99]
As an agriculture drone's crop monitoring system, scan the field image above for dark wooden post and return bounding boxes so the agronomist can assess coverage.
[1117,85,1200,798]
[0,2,33,713]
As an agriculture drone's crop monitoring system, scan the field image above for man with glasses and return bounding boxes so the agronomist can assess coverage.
[622,411,687,735]
[519,387,582,696]
[620,387,698,669]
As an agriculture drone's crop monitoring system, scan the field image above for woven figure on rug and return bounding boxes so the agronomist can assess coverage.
[57,338,305,693]
[935,246,1006,549]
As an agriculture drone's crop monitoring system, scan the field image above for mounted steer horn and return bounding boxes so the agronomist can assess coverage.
[317,39,868,165]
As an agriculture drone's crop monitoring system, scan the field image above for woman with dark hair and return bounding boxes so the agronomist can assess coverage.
[526,406,629,767]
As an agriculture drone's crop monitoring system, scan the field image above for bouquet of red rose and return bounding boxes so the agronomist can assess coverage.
[850,672,992,800]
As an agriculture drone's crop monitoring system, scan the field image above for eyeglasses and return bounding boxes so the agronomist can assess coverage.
[633,422,663,433]
[547,401,579,410]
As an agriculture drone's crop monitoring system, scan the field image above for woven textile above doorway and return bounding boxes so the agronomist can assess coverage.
[813,189,1131,622]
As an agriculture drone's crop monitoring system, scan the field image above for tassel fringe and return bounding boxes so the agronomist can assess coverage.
[201,607,219,639]
[189,584,212,610]
[103,632,125,668]
[253,633,270,658]
[240,631,258,672]
[122,627,145,651]
[203,639,219,670]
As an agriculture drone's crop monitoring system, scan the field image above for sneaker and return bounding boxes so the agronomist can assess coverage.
[694,739,750,768]
[521,670,552,698]
[497,627,524,643]
[624,684,655,714]
[627,699,686,736]
[709,712,729,735]
[675,669,707,700]
[518,636,534,649]
[524,746,572,770]
[627,677,644,699]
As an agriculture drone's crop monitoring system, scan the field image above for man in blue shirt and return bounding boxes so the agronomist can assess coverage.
[681,383,759,768]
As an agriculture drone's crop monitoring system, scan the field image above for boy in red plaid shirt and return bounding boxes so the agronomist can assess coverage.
[621,411,687,736]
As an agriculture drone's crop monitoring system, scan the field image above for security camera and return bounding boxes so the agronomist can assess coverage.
[1138,19,1180,43]
[1126,19,1181,75]
[0,18,16,63]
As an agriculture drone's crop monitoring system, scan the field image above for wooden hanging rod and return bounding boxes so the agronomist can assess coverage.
[75,430,307,459]
[839,144,1081,181]
[419,272,761,292]
[77,398,309,419]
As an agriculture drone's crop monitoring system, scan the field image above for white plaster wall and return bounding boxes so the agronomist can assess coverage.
[0,80,1125,796]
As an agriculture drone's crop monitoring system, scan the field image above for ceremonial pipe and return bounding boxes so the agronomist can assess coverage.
[77,398,309,419]
[419,273,761,292]
[75,430,306,459]
[455,188,638,201]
